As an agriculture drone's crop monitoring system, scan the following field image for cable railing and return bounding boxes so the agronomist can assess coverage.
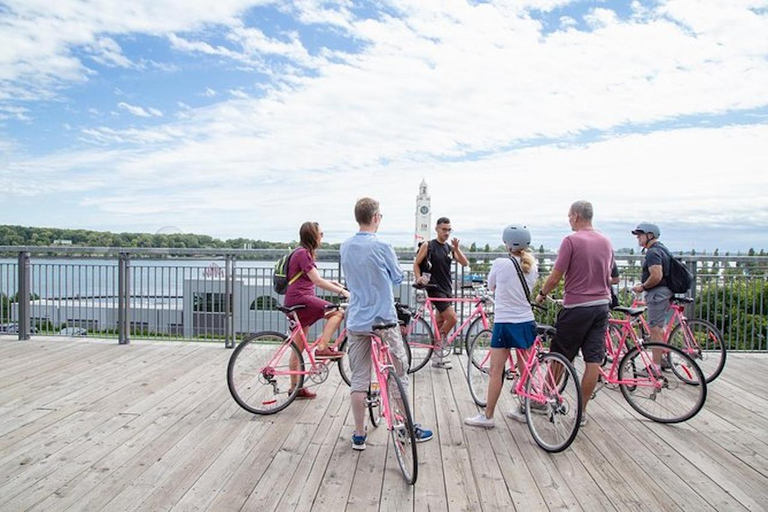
[0,247,766,351]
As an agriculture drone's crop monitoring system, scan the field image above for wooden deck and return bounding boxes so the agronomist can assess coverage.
[0,337,766,512]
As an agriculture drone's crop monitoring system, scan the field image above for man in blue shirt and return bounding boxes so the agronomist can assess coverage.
[341,197,433,450]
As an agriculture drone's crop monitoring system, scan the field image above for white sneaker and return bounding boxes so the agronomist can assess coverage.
[464,412,495,429]
[580,413,588,427]
[506,406,527,423]
[431,359,453,370]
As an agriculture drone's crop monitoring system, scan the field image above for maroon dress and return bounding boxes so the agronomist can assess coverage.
[283,247,332,327]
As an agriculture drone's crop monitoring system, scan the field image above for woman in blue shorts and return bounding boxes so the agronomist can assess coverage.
[465,225,539,428]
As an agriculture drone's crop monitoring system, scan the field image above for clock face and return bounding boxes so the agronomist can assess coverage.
[420,205,429,215]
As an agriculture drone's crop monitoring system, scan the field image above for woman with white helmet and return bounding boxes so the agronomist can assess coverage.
[465,225,539,429]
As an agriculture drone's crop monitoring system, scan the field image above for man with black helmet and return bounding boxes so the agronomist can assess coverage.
[631,222,673,371]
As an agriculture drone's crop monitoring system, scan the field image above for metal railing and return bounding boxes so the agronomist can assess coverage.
[1,246,766,351]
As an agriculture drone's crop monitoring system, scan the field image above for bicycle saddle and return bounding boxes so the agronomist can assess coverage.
[535,325,557,337]
[277,304,307,314]
[612,306,646,317]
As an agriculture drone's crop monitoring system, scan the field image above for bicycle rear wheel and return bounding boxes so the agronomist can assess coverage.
[668,319,726,383]
[338,337,351,386]
[525,352,582,453]
[227,331,303,415]
[618,342,706,423]
[466,329,494,407]
[386,370,418,484]
[407,317,434,374]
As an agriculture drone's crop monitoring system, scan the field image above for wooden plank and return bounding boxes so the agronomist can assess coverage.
[431,360,482,511]
[274,383,351,511]
[447,356,515,510]
[410,367,445,512]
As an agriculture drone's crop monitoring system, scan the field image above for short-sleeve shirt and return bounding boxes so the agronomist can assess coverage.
[553,230,614,307]
[284,247,317,303]
[487,256,538,323]
[642,243,670,289]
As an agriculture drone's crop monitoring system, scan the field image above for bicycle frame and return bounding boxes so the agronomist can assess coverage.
[409,294,492,351]
[260,311,346,378]
[369,333,396,429]
[602,317,695,387]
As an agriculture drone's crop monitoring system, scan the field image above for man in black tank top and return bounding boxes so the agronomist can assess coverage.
[413,217,469,369]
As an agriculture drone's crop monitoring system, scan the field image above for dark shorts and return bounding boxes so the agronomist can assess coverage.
[491,322,536,350]
[427,289,453,313]
[550,304,609,364]
[283,295,333,328]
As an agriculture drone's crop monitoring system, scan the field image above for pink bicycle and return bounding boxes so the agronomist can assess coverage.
[466,321,583,452]
[363,321,418,484]
[227,304,348,414]
[598,309,707,423]
[405,283,494,373]
[609,296,726,383]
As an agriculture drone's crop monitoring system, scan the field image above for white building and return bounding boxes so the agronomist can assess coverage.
[414,179,431,249]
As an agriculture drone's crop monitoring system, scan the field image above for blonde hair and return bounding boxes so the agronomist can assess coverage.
[512,248,535,274]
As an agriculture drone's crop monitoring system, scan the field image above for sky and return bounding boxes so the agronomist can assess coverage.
[1,0,767,253]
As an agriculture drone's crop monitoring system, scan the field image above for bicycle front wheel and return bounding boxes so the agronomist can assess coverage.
[525,352,582,453]
[407,317,434,374]
[227,331,303,415]
[464,313,494,354]
[466,329,494,407]
[618,342,707,423]
[668,319,726,383]
[386,370,418,484]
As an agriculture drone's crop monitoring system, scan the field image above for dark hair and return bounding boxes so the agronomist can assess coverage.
[299,221,321,258]
[436,217,450,226]
[354,197,380,225]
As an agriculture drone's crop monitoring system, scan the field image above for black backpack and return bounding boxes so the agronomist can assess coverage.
[273,250,304,295]
[657,245,693,294]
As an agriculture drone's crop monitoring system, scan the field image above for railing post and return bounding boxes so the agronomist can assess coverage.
[687,260,697,318]
[17,252,30,340]
[118,253,131,344]
[225,255,234,348]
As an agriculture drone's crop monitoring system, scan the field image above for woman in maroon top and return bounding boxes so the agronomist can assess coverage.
[284,221,350,399]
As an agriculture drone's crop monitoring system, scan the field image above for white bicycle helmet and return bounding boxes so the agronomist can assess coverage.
[631,222,661,239]
[502,225,531,251]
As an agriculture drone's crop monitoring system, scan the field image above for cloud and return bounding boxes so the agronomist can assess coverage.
[117,102,163,118]
[0,1,767,249]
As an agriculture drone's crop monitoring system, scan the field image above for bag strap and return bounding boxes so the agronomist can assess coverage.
[509,256,531,300]
[287,249,304,285]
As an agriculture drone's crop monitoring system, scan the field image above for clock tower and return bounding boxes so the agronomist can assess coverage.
[414,179,431,249]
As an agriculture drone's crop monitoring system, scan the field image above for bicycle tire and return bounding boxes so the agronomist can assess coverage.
[386,370,418,484]
[227,331,303,415]
[466,329,494,407]
[407,317,435,374]
[525,352,582,453]
[338,337,351,386]
[464,313,494,354]
[618,342,707,423]
[368,383,382,427]
[668,319,726,383]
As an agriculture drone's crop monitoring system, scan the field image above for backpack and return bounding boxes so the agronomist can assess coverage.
[657,245,693,294]
[273,249,304,295]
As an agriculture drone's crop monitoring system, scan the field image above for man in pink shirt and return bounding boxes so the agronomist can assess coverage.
[535,200,614,427]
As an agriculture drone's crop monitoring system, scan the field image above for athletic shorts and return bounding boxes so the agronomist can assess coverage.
[550,304,609,364]
[427,289,452,313]
[645,286,673,328]
[347,327,409,394]
[490,321,536,350]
